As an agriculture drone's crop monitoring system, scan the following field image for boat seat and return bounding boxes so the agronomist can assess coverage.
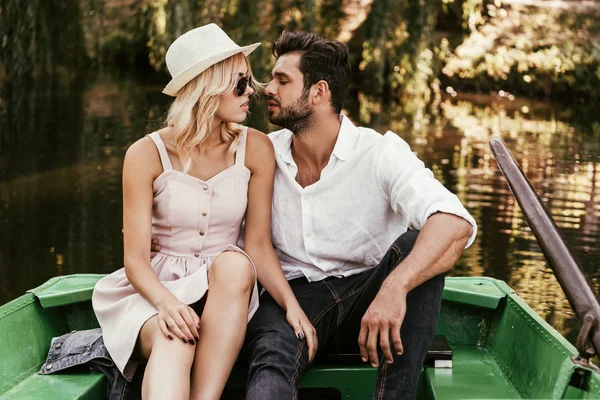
[314,335,452,368]
[424,345,521,399]
[1,372,105,400]
[1,337,452,400]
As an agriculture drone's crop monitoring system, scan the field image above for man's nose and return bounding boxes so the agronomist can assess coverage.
[264,80,275,96]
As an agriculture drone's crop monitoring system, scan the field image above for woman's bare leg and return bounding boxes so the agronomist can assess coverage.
[137,315,197,400]
[190,252,254,400]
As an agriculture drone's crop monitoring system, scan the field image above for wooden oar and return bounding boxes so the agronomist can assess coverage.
[489,137,600,364]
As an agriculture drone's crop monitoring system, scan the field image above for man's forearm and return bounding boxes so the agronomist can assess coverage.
[385,213,473,294]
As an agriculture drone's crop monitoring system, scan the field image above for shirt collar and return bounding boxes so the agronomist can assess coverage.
[270,114,358,164]
[331,114,358,162]
[270,128,294,164]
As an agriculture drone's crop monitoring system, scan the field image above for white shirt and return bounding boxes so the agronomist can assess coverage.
[261,115,477,282]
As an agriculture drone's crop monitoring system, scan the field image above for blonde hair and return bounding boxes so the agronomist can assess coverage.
[166,53,260,174]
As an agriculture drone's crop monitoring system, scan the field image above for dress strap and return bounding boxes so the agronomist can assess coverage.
[235,126,248,167]
[147,132,173,171]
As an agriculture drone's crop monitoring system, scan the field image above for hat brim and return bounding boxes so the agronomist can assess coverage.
[162,42,261,97]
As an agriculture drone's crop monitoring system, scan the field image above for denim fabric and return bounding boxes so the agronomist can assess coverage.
[245,230,446,400]
[39,328,129,400]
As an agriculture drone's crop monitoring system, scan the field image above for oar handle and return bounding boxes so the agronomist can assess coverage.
[489,137,600,359]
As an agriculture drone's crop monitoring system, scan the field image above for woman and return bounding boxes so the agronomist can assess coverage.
[92,24,316,400]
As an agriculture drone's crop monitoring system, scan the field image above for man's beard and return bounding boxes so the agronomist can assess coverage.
[268,91,313,135]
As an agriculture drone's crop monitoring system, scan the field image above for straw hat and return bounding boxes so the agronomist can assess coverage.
[162,24,261,96]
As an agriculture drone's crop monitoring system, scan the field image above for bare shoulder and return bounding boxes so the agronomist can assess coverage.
[125,135,157,162]
[245,127,275,171]
[247,128,273,152]
[155,126,176,145]
[123,135,163,179]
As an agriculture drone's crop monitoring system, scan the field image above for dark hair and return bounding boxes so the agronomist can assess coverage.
[273,31,350,114]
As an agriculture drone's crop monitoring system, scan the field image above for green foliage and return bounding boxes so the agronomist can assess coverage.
[138,0,344,79]
[347,0,444,126]
[2,0,600,117]
[0,0,89,88]
[98,0,150,68]
[442,3,600,102]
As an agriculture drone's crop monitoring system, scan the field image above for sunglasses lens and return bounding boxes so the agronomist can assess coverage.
[236,77,249,96]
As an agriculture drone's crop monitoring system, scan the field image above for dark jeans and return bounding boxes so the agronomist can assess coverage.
[245,230,445,400]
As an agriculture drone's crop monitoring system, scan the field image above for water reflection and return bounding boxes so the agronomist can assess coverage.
[1,73,599,347]
[0,72,169,304]
[418,95,600,343]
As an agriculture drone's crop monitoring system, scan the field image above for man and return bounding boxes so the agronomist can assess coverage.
[151,30,476,399]
[243,31,476,400]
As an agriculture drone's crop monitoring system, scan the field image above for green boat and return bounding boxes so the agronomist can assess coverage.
[0,275,597,399]
[1,141,599,400]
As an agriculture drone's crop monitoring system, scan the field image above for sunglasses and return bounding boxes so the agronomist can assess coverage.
[235,76,251,96]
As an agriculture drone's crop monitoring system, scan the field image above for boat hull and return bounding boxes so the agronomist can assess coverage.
[0,275,598,399]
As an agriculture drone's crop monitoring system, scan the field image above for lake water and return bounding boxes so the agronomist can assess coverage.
[1,72,599,345]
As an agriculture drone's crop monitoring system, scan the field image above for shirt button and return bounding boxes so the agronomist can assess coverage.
[194,253,200,257]
[202,212,207,216]
[203,184,208,190]
[55,342,62,349]
[199,231,205,236]
[46,364,53,370]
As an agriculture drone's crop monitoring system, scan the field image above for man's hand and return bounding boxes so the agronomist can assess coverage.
[150,237,161,258]
[358,283,407,368]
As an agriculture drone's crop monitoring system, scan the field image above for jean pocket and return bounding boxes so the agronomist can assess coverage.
[53,328,104,357]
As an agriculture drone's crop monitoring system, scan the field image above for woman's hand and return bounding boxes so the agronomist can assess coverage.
[286,304,318,363]
[156,296,201,344]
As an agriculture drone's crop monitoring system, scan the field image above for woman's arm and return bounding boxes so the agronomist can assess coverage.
[243,128,318,362]
[122,137,200,343]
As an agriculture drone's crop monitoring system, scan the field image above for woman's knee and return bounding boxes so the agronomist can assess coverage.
[155,331,196,354]
[138,316,197,361]
[209,251,254,293]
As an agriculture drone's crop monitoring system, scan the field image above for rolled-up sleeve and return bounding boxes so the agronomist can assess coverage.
[376,132,477,247]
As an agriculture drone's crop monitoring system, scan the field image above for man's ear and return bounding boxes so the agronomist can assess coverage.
[312,80,331,105]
